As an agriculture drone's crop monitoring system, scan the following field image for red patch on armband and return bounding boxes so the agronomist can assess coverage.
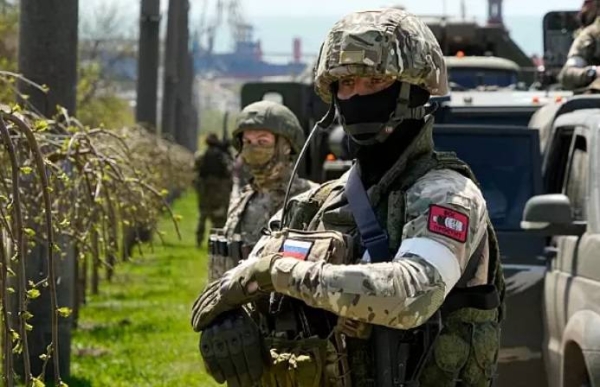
[427,205,469,243]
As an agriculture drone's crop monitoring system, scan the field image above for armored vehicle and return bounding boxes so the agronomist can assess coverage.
[445,55,520,90]
[423,16,535,83]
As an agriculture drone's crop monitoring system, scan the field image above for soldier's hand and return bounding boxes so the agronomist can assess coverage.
[191,255,279,331]
[199,310,267,387]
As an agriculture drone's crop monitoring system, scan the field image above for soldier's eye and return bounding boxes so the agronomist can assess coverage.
[340,79,354,87]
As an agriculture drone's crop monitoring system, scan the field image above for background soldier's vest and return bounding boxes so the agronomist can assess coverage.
[281,150,505,387]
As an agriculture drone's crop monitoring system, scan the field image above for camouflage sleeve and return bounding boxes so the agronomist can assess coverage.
[558,29,598,90]
[269,169,488,330]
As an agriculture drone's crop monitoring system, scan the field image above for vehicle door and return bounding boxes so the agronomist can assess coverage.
[542,120,600,387]
[433,124,547,387]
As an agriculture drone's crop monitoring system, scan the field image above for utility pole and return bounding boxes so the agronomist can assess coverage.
[17,0,78,382]
[136,0,161,131]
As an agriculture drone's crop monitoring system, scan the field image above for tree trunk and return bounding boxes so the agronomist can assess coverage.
[16,0,78,382]
[161,0,180,141]
[136,0,160,131]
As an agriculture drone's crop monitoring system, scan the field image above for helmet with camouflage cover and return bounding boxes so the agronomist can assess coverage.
[313,8,449,145]
[314,8,448,102]
[232,100,305,154]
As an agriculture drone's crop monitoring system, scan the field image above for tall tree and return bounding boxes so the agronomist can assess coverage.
[136,0,160,130]
[161,0,180,141]
[17,0,78,382]
[162,0,195,151]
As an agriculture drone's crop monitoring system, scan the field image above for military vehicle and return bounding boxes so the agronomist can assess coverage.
[521,96,600,387]
[445,55,521,90]
[423,15,536,84]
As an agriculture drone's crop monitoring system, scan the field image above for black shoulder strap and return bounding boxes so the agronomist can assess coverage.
[345,165,390,263]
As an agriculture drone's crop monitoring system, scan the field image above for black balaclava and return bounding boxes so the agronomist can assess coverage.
[336,82,431,184]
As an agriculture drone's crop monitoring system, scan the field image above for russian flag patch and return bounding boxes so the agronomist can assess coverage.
[282,239,313,260]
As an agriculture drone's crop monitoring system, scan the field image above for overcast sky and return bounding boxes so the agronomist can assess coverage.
[84,0,579,20]
[80,0,581,57]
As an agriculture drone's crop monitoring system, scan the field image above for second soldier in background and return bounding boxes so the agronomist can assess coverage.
[206,100,317,282]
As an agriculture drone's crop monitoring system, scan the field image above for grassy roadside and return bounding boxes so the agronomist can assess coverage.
[67,191,220,387]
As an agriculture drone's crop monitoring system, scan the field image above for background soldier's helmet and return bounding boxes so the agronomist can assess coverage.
[313,8,449,103]
[232,100,305,154]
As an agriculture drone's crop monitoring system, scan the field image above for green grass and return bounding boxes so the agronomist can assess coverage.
[67,191,220,387]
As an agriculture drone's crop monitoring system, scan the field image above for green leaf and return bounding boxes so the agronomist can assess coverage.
[26,288,40,299]
[23,227,36,237]
[12,340,22,354]
[20,166,32,175]
[10,329,19,341]
[25,322,32,331]
[34,120,49,132]
[57,307,72,318]
[31,377,45,387]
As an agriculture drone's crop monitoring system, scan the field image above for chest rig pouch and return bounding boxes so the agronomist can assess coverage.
[254,224,354,387]
[207,189,256,282]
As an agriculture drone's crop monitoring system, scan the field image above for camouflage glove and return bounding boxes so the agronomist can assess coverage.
[191,254,279,331]
[199,310,267,387]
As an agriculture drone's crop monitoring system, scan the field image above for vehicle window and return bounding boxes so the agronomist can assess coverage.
[433,131,538,230]
[562,135,588,221]
[448,68,518,89]
[544,126,577,192]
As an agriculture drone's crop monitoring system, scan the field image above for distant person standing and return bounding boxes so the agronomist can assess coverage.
[205,100,317,283]
[559,0,600,91]
[193,133,233,248]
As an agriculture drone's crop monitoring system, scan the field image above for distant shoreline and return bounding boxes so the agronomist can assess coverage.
[209,14,547,62]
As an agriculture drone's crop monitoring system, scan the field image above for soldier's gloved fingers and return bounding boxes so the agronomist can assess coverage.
[243,338,265,381]
[199,328,226,383]
[234,315,265,382]
[192,279,220,311]
[197,285,222,311]
[212,324,240,382]
[219,319,252,387]
[192,304,218,332]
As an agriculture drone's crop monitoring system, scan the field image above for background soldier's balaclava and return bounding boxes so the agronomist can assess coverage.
[232,101,305,190]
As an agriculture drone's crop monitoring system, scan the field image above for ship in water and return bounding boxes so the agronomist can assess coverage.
[193,0,535,81]
[192,0,306,79]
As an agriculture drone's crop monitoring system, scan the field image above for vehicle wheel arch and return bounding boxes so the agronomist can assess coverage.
[561,310,600,387]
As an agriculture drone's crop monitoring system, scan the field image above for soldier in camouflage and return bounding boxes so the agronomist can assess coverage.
[206,100,317,283]
[559,0,600,90]
[194,133,233,248]
[192,8,505,387]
